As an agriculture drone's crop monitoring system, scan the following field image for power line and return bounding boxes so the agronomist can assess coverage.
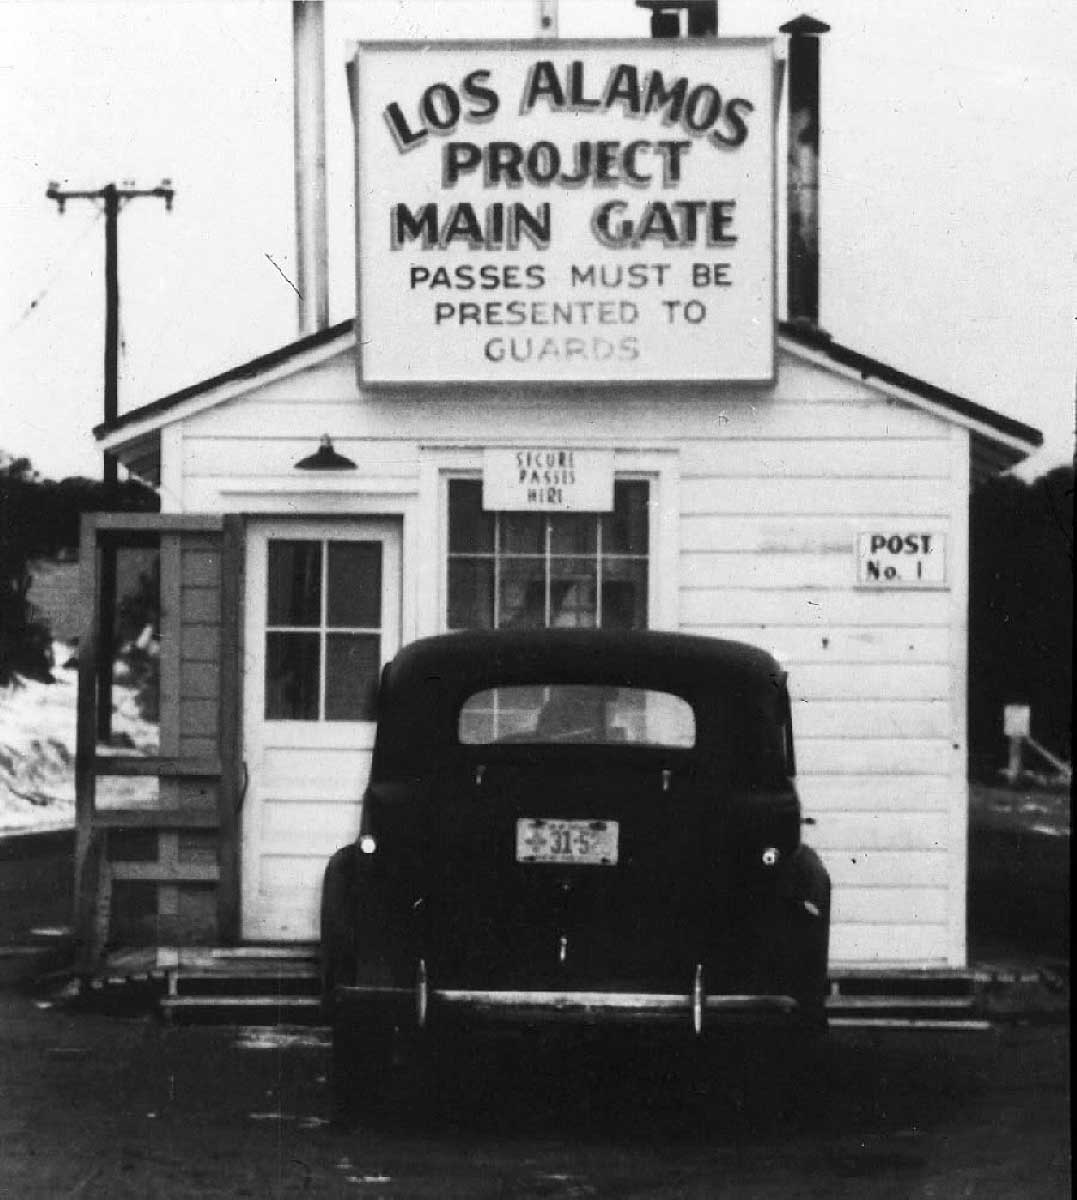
[3,208,105,338]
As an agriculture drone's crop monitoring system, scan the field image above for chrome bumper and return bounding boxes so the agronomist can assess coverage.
[336,966,802,1034]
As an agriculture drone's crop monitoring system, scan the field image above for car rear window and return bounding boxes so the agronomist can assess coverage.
[458,685,696,748]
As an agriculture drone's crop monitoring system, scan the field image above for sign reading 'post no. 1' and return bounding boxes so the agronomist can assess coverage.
[351,40,776,385]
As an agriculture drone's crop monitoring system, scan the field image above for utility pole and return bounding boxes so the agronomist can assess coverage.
[47,180,174,487]
[46,178,174,740]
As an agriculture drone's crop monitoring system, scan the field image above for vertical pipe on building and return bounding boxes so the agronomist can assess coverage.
[779,14,829,328]
[293,0,329,334]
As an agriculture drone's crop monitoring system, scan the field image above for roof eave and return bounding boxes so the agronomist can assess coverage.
[95,317,1042,481]
[96,318,356,450]
[778,321,1042,455]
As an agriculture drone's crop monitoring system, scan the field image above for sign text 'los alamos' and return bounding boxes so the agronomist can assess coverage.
[352,40,775,385]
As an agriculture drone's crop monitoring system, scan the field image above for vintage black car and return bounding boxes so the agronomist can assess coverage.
[321,630,830,1119]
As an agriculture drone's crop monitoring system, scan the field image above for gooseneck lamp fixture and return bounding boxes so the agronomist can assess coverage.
[294,434,356,471]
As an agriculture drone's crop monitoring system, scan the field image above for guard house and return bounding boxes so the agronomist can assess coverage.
[75,18,1041,992]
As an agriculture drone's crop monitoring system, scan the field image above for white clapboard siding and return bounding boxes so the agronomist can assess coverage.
[698,626,950,664]
[681,515,948,555]
[792,699,951,739]
[823,850,949,888]
[681,477,951,517]
[809,812,949,852]
[182,478,421,512]
[682,590,951,627]
[184,437,418,478]
[681,439,952,479]
[796,775,953,812]
[832,888,949,925]
[796,739,953,776]
[830,923,949,965]
[790,664,950,699]
[683,552,857,591]
[192,397,361,437]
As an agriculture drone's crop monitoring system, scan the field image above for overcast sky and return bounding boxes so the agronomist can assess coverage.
[1,0,1073,480]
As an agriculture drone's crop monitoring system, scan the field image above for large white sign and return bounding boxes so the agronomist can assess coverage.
[483,448,614,511]
[351,40,775,385]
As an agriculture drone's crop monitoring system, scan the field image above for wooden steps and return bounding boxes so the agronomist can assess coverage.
[824,967,990,1030]
[156,945,322,1024]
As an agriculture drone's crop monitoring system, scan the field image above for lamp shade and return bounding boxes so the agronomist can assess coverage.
[294,435,356,471]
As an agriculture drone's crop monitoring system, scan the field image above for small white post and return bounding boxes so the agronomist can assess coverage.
[1002,704,1030,784]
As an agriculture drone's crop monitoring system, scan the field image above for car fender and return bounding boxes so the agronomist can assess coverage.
[319,844,359,1018]
[779,843,831,918]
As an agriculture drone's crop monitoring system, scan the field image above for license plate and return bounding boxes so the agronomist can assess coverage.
[515,818,619,865]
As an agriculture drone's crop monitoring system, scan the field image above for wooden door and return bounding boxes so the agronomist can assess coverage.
[241,519,401,941]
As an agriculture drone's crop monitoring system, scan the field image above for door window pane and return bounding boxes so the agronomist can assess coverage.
[264,536,386,721]
[327,542,381,628]
[265,632,319,719]
[325,633,380,720]
[267,541,321,626]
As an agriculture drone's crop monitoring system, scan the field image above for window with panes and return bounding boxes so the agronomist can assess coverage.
[447,479,649,630]
[264,539,383,721]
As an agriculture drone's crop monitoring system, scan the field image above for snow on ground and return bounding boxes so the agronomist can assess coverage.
[970,783,1071,839]
[0,643,159,833]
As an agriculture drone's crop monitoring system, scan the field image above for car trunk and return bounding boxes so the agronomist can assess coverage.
[429,755,709,993]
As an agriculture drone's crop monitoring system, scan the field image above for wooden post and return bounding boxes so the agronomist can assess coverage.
[1005,736,1023,784]
[217,515,245,942]
[1002,704,1030,784]
[73,515,100,937]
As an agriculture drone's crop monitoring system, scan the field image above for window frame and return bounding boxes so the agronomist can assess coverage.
[445,478,651,631]
[423,449,678,636]
[263,536,384,723]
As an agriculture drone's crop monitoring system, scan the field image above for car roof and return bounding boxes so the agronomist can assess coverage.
[374,632,789,776]
[384,630,784,693]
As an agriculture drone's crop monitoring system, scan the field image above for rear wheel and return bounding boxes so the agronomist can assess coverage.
[730,1028,828,1127]
[331,1012,393,1128]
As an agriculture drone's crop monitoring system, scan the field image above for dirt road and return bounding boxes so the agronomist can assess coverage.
[0,991,1068,1199]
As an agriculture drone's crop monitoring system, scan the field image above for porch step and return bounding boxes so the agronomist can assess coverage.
[160,994,322,1024]
[824,994,986,1029]
[824,968,990,1029]
[155,945,322,1023]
